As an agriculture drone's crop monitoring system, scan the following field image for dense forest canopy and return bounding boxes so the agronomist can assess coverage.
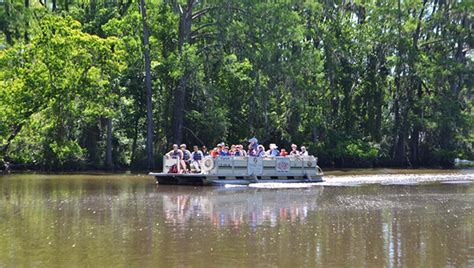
[0,0,472,170]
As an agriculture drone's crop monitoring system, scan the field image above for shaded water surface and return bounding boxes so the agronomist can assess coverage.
[1,172,473,267]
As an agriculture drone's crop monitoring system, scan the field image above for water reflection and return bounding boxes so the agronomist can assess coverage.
[160,187,319,229]
[0,174,473,267]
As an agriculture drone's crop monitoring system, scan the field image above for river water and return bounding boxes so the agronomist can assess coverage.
[1,170,473,267]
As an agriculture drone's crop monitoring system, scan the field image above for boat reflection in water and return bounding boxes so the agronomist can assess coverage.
[160,186,320,229]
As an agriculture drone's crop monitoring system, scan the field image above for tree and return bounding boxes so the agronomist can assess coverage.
[0,15,123,169]
[139,0,154,169]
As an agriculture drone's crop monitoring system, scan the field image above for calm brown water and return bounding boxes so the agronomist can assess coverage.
[1,171,473,267]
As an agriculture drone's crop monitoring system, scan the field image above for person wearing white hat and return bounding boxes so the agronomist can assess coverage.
[300,146,308,156]
[268,143,280,157]
[256,145,266,157]
[289,144,300,156]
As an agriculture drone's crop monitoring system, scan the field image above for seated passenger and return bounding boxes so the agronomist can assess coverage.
[280,148,288,156]
[300,146,309,156]
[166,144,186,173]
[215,144,223,156]
[180,144,192,172]
[231,145,241,156]
[289,144,300,156]
[191,145,204,173]
[267,143,280,157]
[221,146,230,156]
[167,144,182,159]
[210,147,219,158]
[202,146,209,157]
[256,145,266,157]
[238,145,247,156]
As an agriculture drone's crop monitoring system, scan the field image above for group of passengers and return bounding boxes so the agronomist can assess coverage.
[166,140,309,173]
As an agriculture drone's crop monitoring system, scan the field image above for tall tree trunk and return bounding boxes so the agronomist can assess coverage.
[130,116,139,168]
[248,70,258,135]
[410,82,422,167]
[140,0,154,169]
[24,0,29,42]
[409,0,427,167]
[392,0,407,166]
[105,118,113,170]
[374,45,387,143]
[171,0,194,144]
[4,0,14,46]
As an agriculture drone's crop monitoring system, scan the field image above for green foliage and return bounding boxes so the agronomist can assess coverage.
[1,14,123,169]
[0,0,472,170]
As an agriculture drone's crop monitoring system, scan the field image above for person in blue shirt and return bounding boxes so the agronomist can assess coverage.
[220,146,230,156]
[267,143,280,157]
[231,145,241,156]
[191,145,204,173]
[180,144,192,172]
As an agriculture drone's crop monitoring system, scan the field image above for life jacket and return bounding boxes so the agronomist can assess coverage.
[271,149,280,156]
[183,150,191,161]
[193,151,202,161]
[171,150,181,159]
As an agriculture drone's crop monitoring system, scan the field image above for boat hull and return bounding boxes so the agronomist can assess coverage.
[150,173,323,186]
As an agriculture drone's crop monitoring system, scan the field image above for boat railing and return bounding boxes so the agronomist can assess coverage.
[209,155,320,175]
[163,155,322,175]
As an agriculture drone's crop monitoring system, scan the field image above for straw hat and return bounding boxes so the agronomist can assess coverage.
[269,143,278,149]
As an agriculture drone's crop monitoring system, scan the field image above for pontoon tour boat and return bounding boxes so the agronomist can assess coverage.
[150,155,324,186]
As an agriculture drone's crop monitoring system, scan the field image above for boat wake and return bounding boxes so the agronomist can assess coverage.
[224,172,474,189]
[322,172,474,186]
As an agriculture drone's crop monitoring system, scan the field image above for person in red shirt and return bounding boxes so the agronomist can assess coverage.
[280,148,288,156]
[210,147,219,158]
